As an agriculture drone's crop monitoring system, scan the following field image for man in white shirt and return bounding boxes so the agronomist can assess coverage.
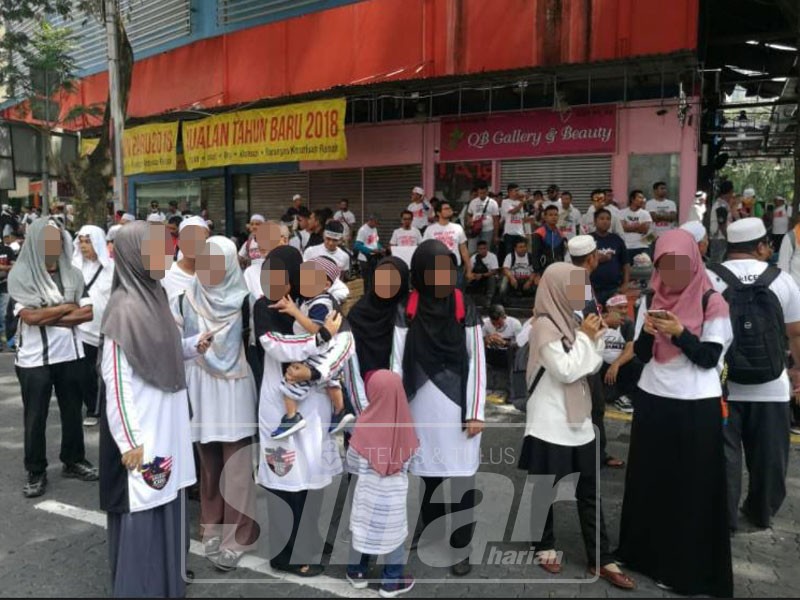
[466,180,500,254]
[620,190,653,262]
[501,183,526,263]
[238,214,266,266]
[708,218,800,532]
[499,238,537,303]
[557,191,582,242]
[333,198,357,244]
[466,239,499,306]
[483,304,523,398]
[709,180,736,263]
[354,214,384,292]
[545,184,561,208]
[408,186,433,233]
[645,181,678,239]
[689,191,707,223]
[423,199,472,288]
[289,207,312,253]
[582,189,625,237]
[303,220,351,279]
[390,210,423,248]
[771,196,791,247]
[148,201,167,223]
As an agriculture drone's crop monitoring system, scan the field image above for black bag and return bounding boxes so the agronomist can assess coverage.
[709,264,786,385]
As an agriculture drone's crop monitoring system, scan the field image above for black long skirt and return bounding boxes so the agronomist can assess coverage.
[616,389,733,597]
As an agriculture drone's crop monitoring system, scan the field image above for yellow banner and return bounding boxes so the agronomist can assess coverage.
[182,98,347,170]
[123,122,179,175]
[80,137,99,157]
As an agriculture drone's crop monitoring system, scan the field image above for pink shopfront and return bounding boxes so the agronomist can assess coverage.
[289,99,697,238]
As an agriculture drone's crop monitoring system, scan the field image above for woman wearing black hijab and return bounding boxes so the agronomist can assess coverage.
[253,245,353,577]
[100,221,212,597]
[393,239,486,577]
[344,256,410,409]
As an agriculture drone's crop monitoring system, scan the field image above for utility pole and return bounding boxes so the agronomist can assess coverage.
[795,6,800,217]
[105,0,125,213]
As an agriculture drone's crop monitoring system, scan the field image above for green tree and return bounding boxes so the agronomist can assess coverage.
[1,0,133,226]
[720,159,796,204]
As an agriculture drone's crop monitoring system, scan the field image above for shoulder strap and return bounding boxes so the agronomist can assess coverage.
[406,288,465,324]
[701,288,715,314]
[708,264,741,289]
[755,265,782,288]
[454,288,465,323]
[527,366,546,396]
[178,292,185,318]
[406,289,420,320]
[84,265,104,293]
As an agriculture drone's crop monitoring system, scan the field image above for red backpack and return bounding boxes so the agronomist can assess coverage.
[406,288,466,323]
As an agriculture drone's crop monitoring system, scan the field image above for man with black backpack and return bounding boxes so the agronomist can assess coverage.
[708,218,800,532]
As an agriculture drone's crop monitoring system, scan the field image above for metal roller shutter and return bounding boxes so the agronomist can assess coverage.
[500,156,612,212]
[309,169,362,213]
[363,165,423,245]
[250,172,310,221]
[201,177,225,229]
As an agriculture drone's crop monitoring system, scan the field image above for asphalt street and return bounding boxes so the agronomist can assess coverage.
[0,351,798,598]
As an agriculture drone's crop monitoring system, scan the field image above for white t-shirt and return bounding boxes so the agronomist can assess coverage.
[773,205,792,236]
[356,224,380,263]
[470,252,499,272]
[303,243,351,272]
[710,259,800,402]
[645,199,678,237]
[558,205,582,240]
[238,236,261,261]
[333,210,356,228]
[620,208,653,249]
[423,222,467,266]
[482,316,522,340]
[14,296,92,369]
[501,199,525,237]
[601,322,633,365]
[503,251,534,279]
[390,227,422,247]
[408,200,432,231]
[467,197,500,233]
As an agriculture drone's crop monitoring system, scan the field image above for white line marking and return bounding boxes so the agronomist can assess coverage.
[34,500,376,597]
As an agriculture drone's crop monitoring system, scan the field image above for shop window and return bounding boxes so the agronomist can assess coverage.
[135,179,201,218]
[435,161,493,210]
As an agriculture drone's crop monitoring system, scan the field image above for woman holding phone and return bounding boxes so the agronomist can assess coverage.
[170,236,259,572]
[618,228,733,597]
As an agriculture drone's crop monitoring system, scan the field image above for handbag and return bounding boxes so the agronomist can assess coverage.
[469,199,490,238]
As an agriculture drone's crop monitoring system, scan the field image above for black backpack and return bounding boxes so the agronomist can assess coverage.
[708,264,786,385]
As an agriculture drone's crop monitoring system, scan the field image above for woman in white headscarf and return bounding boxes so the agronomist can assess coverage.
[170,236,259,572]
[73,225,115,426]
[161,216,210,299]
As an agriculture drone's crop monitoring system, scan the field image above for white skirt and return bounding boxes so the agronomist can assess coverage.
[185,362,258,444]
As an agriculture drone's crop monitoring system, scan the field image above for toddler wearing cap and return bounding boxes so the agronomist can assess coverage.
[271,256,356,440]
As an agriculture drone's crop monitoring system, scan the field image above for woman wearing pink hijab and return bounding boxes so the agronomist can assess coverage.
[617,229,733,597]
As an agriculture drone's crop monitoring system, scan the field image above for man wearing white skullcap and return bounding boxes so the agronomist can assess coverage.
[238,214,265,264]
[408,186,433,233]
[680,221,709,261]
[146,212,165,224]
[120,213,135,224]
[708,216,800,532]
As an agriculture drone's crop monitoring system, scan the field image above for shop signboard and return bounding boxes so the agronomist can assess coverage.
[122,122,179,175]
[440,106,616,161]
[182,98,347,170]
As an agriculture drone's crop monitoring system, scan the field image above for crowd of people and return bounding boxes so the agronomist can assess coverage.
[0,178,797,599]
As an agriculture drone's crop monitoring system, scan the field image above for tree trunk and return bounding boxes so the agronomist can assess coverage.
[41,128,50,215]
[69,14,133,227]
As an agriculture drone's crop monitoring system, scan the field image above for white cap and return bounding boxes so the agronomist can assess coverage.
[727,217,767,244]
[412,186,425,196]
[292,194,302,201]
[680,221,707,243]
[179,215,210,233]
[694,190,705,199]
[146,213,165,223]
[106,224,122,241]
[567,235,597,257]
[743,187,756,198]
[250,214,266,224]
[120,213,135,223]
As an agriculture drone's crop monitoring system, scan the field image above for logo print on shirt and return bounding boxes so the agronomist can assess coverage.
[265,446,296,477]
[140,456,173,490]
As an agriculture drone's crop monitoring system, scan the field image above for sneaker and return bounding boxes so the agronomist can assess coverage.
[614,396,634,414]
[211,548,243,572]
[379,575,415,598]
[203,536,221,559]
[271,413,307,440]
[83,416,99,427]
[23,472,47,498]
[346,570,369,589]
[62,459,99,481]
[328,409,356,434]
[791,425,800,436]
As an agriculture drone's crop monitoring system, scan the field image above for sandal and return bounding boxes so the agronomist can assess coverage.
[271,563,325,578]
[589,566,635,590]
[605,456,625,469]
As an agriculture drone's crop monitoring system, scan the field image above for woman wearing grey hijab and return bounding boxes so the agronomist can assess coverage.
[99,221,212,598]
[9,217,97,499]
